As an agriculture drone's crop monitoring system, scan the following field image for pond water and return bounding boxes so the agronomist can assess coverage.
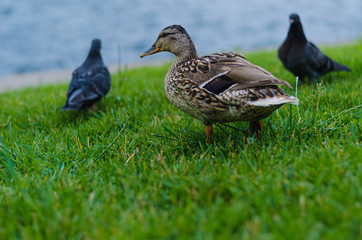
[0,0,361,77]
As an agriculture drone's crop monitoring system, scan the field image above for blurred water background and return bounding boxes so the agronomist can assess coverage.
[0,0,361,77]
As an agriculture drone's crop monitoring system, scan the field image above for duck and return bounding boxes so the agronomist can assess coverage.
[141,25,299,143]
[278,13,351,84]
[62,39,111,111]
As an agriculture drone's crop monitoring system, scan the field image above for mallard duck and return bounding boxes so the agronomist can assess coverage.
[278,13,351,84]
[141,25,299,143]
[62,39,111,111]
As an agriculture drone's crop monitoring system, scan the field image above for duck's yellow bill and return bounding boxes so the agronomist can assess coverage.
[140,46,160,58]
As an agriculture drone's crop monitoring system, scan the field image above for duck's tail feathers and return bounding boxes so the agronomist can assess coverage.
[249,95,299,107]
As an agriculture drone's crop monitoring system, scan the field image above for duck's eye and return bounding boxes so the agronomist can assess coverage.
[160,32,174,39]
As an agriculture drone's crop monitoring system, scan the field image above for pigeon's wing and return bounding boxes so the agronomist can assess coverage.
[277,41,291,64]
[304,42,334,75]
[63,65,111,110]
[65,68,82,98]
[80,65,111,98]
[306,42,351,75]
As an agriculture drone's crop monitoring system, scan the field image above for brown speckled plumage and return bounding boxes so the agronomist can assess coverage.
[141,25,299,143]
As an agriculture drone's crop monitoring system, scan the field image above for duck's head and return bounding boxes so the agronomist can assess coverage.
[140,25,196,59]
[289,13,301,24]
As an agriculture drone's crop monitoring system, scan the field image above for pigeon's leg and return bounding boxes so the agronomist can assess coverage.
[88,102,97,112]
[308,76,317,85]
[206,124,213,144]
[297,76,305,84]
[250,120,262,139]
[308,72,319,85]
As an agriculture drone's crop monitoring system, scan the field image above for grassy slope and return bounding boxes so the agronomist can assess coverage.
[0,41,361,239]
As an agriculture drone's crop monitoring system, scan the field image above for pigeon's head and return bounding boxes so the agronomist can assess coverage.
[140,25,196,58]
[86,39,103,60]
[91,39,102,51]
[289,13,301,23]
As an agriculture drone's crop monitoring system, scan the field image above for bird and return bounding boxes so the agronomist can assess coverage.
[278,13,351,84]
[140,25,299,143]
[62,39,111,111]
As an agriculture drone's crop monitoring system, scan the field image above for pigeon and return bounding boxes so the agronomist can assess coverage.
[62,39,111,111]
[278,13,351,84]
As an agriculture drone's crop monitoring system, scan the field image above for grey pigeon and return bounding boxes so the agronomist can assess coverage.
[278,13,350,84]
[62,39,111,111]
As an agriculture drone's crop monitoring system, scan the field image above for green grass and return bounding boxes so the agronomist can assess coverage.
[0,40,361,239]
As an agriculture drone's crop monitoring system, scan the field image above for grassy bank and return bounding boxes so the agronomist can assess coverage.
[0,41,361,239]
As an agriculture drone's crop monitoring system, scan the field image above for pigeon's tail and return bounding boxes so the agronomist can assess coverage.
[331,61,351,72]
[61,105,81,111]
[318,57,351,76]
[61,88,97,111]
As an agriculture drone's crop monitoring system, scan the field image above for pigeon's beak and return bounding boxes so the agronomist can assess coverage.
[140,45,160,58]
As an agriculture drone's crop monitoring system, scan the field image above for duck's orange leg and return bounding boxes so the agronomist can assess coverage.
[206,125,213,144]
[250,120,262,139]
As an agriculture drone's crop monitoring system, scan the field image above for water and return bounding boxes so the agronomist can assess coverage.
[0,0,361,77]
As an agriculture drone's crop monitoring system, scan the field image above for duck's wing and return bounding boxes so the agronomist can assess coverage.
[180,52,291,96]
